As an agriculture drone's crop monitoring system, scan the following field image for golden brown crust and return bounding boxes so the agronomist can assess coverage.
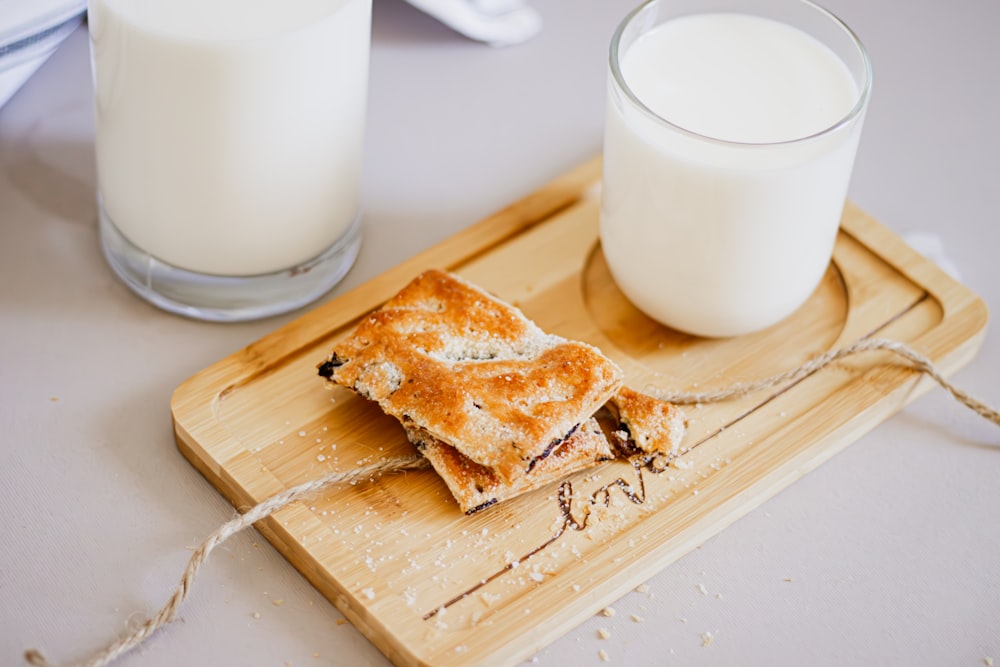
[323,270,624,483]
[408,418,614,514]
[605,386,687,458]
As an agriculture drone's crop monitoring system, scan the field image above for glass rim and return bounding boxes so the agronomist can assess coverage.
[608,0,873,148]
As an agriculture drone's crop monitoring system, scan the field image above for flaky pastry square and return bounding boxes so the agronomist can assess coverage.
[320,270,624,484]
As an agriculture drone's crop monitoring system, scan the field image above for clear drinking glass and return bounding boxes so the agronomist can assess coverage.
[600,0,872,337]
[88,0,371,321]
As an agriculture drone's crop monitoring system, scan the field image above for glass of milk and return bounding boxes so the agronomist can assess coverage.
[87,0,371,321]
[601,0,872,337]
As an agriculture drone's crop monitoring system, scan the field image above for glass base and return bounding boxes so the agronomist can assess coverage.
[99,206,362,322]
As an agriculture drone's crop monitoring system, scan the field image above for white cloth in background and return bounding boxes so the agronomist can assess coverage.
[402,0,542,47]
[0,0,86,108]
[0,0,540,109]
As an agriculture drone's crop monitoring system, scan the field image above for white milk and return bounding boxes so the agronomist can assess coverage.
[601,12,867,337]
[88,0,371,276]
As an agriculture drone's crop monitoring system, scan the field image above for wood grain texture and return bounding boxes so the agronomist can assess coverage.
[172,157,987,667]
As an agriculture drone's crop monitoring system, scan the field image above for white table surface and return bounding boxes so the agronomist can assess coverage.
[2,1,998,665]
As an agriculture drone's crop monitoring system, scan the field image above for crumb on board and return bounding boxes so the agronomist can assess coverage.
[251,611,261,620]
[631,614,644,623]
[597,628,611,640]
[271,598,284,607]
[634,583,649,594]
[598,648,610,662]
[599,606,616,618]
[701,631,714,647]
[335,618,350,626]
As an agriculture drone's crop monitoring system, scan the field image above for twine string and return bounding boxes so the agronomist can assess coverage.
[24,337,998,667]
[650,337,1000,426]
[24,455,430,667]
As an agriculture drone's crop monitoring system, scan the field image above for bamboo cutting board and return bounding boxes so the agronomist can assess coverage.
[172,158,987,667]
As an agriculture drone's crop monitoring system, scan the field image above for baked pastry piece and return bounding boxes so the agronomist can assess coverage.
[603,387,687,459]
[319,269,688,513]
[319,269,624,484]
[407,418,614,514]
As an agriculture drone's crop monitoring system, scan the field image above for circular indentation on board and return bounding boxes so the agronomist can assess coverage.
[581,245,849,389]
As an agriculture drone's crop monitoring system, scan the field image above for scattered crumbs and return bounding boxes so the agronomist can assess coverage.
[600,607,616,618]
[317,454,326,462]
[271,598,284,607]
[697,583,708,595]
[680,617,688,624]
[529,572,544,582]
[715,593,724,600]
[597,628,611,640]
[251,611,261,620]
[298,431,307,437]
[335,618,349,626]
[634,583,649,594]
[362,588,375,600]
[630,614,644,623]
[598,648,610,662]
[49,396,59,402]
[984,659,994,667]
[784,577,794,583]
[701,631,714,647]
[572,584,581,592]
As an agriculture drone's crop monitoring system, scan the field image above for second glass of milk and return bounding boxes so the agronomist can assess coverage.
[88,0,371,321]
[601,0,871,338]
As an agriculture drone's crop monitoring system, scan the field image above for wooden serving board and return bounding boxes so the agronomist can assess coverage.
[172,158,987,667]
